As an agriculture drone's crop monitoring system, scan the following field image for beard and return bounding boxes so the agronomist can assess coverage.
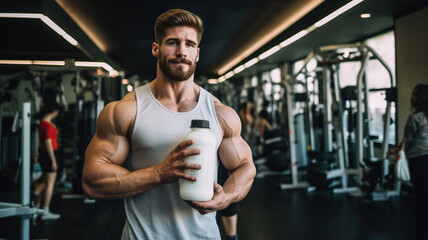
[159,52,197,82]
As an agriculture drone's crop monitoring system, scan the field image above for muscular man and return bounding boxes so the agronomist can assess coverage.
[83,9,256,239]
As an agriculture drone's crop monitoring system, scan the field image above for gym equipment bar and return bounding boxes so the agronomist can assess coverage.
[0,102,45,240]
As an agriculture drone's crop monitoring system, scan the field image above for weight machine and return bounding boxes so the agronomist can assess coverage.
[279,78,309,190]
[0,103,44,240]
[292,43,398,198]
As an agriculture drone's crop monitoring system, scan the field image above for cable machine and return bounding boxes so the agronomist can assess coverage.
[293,43,397,197]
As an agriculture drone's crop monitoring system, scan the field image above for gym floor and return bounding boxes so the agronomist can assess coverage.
[0,175,415,240]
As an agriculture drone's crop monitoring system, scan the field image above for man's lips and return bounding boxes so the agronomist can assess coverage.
[169,59,192,65]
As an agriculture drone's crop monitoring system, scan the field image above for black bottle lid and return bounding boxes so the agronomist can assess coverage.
[190,119,210,129]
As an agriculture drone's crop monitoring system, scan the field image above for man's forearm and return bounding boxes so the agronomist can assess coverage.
[222,158,256,203]
[82,161,163,199]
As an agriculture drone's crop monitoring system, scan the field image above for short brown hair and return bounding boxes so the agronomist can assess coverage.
[154,9,204,45]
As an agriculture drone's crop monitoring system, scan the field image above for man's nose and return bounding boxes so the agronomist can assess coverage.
[176,43,187,57]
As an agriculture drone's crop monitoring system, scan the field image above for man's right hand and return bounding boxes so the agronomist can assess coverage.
[156,140,201,183]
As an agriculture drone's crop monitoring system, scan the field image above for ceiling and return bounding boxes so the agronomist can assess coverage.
[0,0,427,81]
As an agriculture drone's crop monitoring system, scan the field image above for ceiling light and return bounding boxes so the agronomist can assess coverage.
[0,13,79,46]
[208,79,217,84]
[0,59,118,77]
[75,61,119,77]
[216,0,324,76]
[259,46,281,60]
[225,71,235,79]
[0,13,43,18]
[40,16,78,46]
[244,58,259,68]
[360,13,371,18]
[127,85,133,92]
[215,0,364,81]
[0,60,33,65]
[233,65,246,74]
[314,0,364,27]
[33,60,66,66]
[279,30,308,48]
[217,76,226,83]
[0,60,65,66]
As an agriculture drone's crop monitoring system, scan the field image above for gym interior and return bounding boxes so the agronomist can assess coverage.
[1,0,428,239]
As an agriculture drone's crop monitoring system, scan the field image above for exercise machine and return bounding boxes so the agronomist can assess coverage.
[0,103,44,240]
[294,43,397,196]
[280,77,309,190]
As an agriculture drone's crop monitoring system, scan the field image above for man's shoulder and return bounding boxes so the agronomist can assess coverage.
[212,97,240,137]
[213,97,234,117]
[100,97,137,127]
[108,98,136,117]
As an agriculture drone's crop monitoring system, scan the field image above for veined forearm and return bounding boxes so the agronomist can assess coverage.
[83,162,163,199]
[222,158,256,203]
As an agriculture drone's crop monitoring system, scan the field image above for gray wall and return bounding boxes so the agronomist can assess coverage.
[395,7,428,140]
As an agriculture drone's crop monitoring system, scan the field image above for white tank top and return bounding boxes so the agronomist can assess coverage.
[121,83,223,240]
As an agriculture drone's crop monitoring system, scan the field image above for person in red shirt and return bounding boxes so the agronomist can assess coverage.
[34,103,61,220]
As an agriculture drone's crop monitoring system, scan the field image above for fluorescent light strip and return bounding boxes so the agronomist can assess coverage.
[214,0,364,84]
[0,59,118,77]
[0,60,32,65]
[314,0,364,27]
[0,13,43,18]
[33,60,65,66]
[40,16,78,46]
[279,30,308,48]
[0,13,78,46]
[259,46,281,60]
[233,65,246,74]
[207,79,218,84]
[217,76,226,83]
[244,58,259,68]
[0,60,65,66]
[75,61,118,77]
[216,0,324,76]
[225,71,235,79]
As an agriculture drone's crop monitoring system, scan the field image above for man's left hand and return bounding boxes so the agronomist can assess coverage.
[185,182,230,215]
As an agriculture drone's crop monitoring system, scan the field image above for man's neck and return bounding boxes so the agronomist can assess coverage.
[149,77,200,112]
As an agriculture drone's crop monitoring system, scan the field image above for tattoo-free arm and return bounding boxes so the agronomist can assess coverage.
[187,102,256,215]
[82,100,162,199]
[217,105,256,204]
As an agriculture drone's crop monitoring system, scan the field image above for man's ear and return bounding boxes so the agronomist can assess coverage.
[196,48,200,62]
[152,42,159,58]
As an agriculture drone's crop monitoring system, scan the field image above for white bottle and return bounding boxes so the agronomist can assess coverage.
[179,119,217,201]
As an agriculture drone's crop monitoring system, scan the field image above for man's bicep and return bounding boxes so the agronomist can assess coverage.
[218,135,252,171]
[85,133,129,166]
[85,102,133,167]
[216,103,252,170]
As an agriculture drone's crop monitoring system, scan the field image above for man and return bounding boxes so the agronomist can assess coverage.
[83,9,256,240]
